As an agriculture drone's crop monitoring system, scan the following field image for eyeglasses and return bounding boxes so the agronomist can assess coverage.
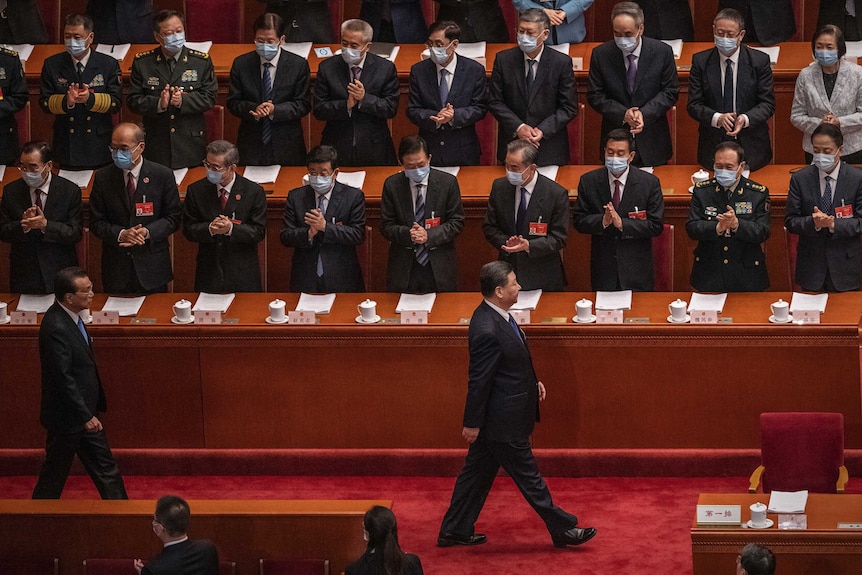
[17,165,47,174]
[108,143,141,153]
[203,161,231,172]
[425,40,453,49]
[714,29,742,39]
[76,285,94,295]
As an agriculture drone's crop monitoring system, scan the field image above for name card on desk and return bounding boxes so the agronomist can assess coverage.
[93,310,119,325]
[10,310,36,325]
[289,310,315,324]
[794,310,820,324]
[401,310,428,324]
[696,505,741,525]
[195,311,222,324]
[596,310,623,324]
[510,310,530,325]
[690,310,718,324]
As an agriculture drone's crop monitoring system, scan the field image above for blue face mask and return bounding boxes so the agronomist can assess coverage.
[341,47,363,66]
[206,169,224,184]
[162,31,185,54]
[714,36,739,56]
[517,33,540,53]
[65,38,88,58]
[404,165,430,183]
[813,152,839,172]
[22,169,47,189]
[614,36,638,53]
[112,148,136,170]
[815,49,839,67]
[714,168,740,188]
[506,167,529,186]
[605,156,629,176]
[429,46,451,65]
[309,175,333,194]
[255,42,280,61]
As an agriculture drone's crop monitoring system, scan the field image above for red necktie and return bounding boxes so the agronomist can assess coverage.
[35,189,43,210]
[613,179,621,209]
[219,188,228,211]
[126,173,136,203]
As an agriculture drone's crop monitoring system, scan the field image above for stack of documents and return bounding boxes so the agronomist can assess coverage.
[767,490,808,513]
[688,292,727,312]
[102,296,146,317]
[16,294,54,313]
[192,293,235,313]
[396,293,436,313]
[511,290,542,311]
[296,293,336,314]
[596,290,632,310]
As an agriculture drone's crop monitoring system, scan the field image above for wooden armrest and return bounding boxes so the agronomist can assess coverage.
[748,465,764,493]
[837,465,849,494]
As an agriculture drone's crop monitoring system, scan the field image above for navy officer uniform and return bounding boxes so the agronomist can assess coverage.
[686,176,771,292]
[0,47,28,166]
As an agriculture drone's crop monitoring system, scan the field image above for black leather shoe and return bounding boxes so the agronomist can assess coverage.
[437,532,488,547]
[552,527,596,548]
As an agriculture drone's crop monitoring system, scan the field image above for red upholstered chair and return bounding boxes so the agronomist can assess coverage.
[260,558,330,575]
[36,0,59,43]
[220,561,237,575]
[500,0,518,42]
[357,225,372,289]
[665,106,677,165]
[205,105,225,143]
[476,113,498,166]
[184,0,243,43]
[749,412,849,494]
[15,101,30,145]
[6,557,58,575]
[567,103,585,165]
[83,558,138,575]
[784,226,802,292]
[328,0,344,42]
[652,224,674,291]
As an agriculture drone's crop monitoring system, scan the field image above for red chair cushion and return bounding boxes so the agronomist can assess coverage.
[760,412,844,493]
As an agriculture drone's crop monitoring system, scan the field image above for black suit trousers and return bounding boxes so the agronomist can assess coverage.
[32,429,127,500]
[440,435,577,537]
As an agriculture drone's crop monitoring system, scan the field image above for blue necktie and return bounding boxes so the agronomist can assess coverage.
[316,193,326,277]
[722,59,734,114]
[77,317,88,344]
[439,68,450,106]
[261,62,273,145]
[508,314,524,342]
[516,187,529,237]
[822,176,834,215]
[414,184,429,266]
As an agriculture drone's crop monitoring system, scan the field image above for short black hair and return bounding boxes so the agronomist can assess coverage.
[153,9,185,33]
[812,122,844,148]
[480,261,514,298]
[714,141,745,165]
[20,141,53,164]
[64,13,93,31]
[398,135,429,161]
[154,495,191,537]
[253,12,284,37]
[306,145,338,171]
[812,24,846,59]
[605,128,634,152]
[739,544,775,575]
[428,20,460,42]
[54,267,87,301]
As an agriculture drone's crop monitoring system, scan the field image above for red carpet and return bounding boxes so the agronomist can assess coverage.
[0,474,793,574]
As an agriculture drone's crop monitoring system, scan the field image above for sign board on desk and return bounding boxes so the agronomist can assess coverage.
[401,310,428,324]
[691,310,718,324]
[194,311,222,324]
[93,310,120,325]
[510,309,530,325]
[289,310,315,324]
[10,310,36,325]
[794,310,820,324]
[696,504,741,525]
[597,310,623,324]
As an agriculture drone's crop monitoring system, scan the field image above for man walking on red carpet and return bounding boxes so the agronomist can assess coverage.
[438,261,596,548]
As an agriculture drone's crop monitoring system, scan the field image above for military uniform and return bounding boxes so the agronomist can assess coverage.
[127,46,217,169]
[0,47,28,166]
[39,48,122,169]
[686,176,771,292]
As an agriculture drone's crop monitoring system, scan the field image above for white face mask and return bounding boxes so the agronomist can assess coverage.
[341,46,363,66]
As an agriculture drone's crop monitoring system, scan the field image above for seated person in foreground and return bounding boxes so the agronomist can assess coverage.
[346,506,423,575]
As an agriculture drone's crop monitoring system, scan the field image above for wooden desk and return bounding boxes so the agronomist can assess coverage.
[2,292,860,451]
[0,499,390,575]
[692,494,862,575]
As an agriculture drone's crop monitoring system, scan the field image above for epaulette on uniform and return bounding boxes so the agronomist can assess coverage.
[0,47,18,57]
[694,179,716,189]
[188,49,209,59]
[135,49,156,59]
[743,180,767,193]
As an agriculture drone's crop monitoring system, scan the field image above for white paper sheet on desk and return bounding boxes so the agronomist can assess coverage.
[432,165,460,176]
[335,171,366,189]
[688,292,727,312]
[751,45,780,65]
[95,43,131,61]
[548,43,570,55]
[192,292,235,312]
[396,293,436,313]
[536,165,560,181]
[661,39,683,59]
[296,292,336,314]
[243,165,281,184]
[17,294,54,313]
[185,41,212,53]
[456,42,486,59]
[0,165,6,182]
[102,296,146,317]
[2,44,34,62]
[790,292,828,313]
[596,290,632,310]
[638,166,654,174]
[510,289,542,310]
[847,42,862,60]
[173,168,188,186]
[768,490,808,513]
[58,169,94,189]
[283,42,313,59]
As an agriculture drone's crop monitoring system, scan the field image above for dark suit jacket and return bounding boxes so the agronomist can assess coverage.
[39,302,106,434]
[345,550,423,575]
[786,163,862,292]
[182,174,267,293]
[586,37,678,166]
[227,49,310,166]
[0,0,48,44]
[820,0,862,39]
[407,55,487,166]
[87,0,154,44]
[488,46,577,166]
[638,0,694,41]
[39,48,122,168]
[0,49,28,166]
[360,0,427,43]
[141,539,219,575]
[313,53,399,166]
[89,160,182,292]
[260,0,333,43]
[719,0,795,46]
[483,174,569,291]
[0,175,83,293]
[687,45,775,172]
[280,181,366,292]
[380,169,465,292]
[573,166,664,291]
[464,301,540,443]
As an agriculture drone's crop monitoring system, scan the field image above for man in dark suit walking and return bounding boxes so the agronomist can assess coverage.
[135,495,219,575]
[587,2,678,167]
[483,139,569,291]
[407,21,487,167]
[280,145,366,292]
[313,19,399,166]
[573,129,664,291]
[488,8,577,167]
[32,267,127,499]
[227,12,310,166]
[89,123,182,294]
[687,8,775,173]
[0,142,82,293]
[380,136,464,293]
[786,123,862,292]
[438,261,596,548]
[183,140,267,293]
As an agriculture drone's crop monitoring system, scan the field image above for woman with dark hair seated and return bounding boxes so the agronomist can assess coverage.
[346,506,423,575]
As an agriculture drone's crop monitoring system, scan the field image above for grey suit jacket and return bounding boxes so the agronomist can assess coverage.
[791,60,862,155]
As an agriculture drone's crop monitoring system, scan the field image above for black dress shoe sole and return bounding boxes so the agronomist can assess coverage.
[437,534,488,547]
[552,528,597,548]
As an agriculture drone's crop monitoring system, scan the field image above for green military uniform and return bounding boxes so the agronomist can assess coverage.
[0,47,28,165]
[39,48,122,168]
[686,176,771,292]
[127,46,216,169]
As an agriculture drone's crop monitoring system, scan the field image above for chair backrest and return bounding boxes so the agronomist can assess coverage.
[36,0,59,43]
[784,226,801,292]
[258,236,267,292]
[220,560,237,575]
[357,225,372,290]
[15,101,30,145]
[83,558,138,575]
[184,0,243,43]
[205,105,225,143]
[760,412,845,493]
[652,223,674,292]
[665,106,677,165]
[329,0,344,42]
[500,0,518,43]
[476,113,497,166]
[260,558,330,575]
[567,103,585,165]
[5,557,58,575]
